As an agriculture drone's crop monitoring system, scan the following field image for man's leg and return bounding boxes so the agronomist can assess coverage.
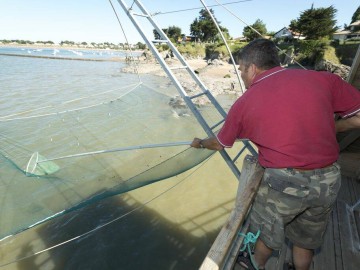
[253,238,273,269]
[292,245,313,270]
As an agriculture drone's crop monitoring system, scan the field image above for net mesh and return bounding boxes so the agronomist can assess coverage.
[0,78,222,240]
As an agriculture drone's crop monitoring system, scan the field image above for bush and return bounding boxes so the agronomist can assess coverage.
[231,42,248,64]
[294,40,329,66]
[205,43,230,59]
[177,43,205,58]
[333,43,360,66]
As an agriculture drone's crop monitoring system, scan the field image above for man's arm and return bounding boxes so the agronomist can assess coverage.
[336,112,360,132]
[191,137,224,151]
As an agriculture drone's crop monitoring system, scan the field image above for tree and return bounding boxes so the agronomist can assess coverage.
[153,26,182,42]
[153,29,161,40]
[136,42,146,50]
[242,19,267,41]
[164,26,182,41]
[190,9,228,42]
[290,5,338,40]
[351,6,360,23]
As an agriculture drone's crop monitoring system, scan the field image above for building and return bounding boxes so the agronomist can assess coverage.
[333,20,360,42]
[273,27,305,40]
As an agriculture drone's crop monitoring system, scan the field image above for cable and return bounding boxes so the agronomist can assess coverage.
[199,0,245,94]
[152,0,252,16]
[108,0,142,82]
[213,0,307,70]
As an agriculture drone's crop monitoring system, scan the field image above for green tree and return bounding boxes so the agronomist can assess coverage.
[351,6,360,23]
[136,42,146,50]
[291,5,338,40]
[190,9,228,42]
[164,26,182,41]
[153,29,160,40]
[242,19,267,41]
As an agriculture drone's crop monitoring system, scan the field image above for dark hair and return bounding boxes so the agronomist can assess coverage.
[238,39,280,70]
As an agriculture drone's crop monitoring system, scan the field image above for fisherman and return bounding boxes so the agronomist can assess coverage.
[191,39,360,270]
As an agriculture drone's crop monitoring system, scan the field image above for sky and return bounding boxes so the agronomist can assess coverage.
[0,0,358,44]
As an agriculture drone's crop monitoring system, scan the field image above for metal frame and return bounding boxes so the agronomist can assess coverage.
[116,0,257,179]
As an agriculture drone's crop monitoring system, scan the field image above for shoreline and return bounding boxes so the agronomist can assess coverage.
[121,57,243,98]
[0,43,143,53]
[0,44,244,98]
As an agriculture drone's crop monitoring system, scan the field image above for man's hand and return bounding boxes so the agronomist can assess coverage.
[191,138,203,148]
[190,137,224,151]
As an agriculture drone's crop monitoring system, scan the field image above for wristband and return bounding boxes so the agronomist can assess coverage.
[199,140,205,148]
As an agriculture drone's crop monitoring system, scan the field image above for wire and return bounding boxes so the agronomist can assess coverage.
[213,0,307,70]
[199,0,245,94]
[108,0,142,81]
[152,0,252,16]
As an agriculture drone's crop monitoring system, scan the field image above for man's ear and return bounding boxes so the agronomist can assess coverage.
[251,63,263,77]
[249,63,257,77]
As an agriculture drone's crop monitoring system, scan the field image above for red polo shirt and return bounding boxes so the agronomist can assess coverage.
[217,67,360,169]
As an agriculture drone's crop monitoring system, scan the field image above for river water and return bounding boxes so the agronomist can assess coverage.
[0,47,248,270]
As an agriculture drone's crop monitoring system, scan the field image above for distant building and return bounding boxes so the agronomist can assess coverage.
[178,35,196,43]
[333,30,352,41]
[333,20,360,41]
[273,27,305,40]
[234,36,247,42]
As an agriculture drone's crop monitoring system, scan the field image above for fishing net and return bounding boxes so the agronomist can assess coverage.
[0,55,227,240]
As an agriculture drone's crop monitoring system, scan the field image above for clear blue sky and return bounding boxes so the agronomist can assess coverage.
[0,0,358,44]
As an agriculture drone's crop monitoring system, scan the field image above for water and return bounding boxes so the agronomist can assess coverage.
[0,46,134,60]
[0,47,245,270]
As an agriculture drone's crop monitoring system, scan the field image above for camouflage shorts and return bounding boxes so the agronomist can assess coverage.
[249,163,341,250]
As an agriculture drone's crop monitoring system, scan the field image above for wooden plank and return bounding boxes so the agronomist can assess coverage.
[200,155,264,270]
[347,44,360,86]
[336,199,360,269]
[332,203,343,270]
[223,219,250,270]
[312,210,336,270]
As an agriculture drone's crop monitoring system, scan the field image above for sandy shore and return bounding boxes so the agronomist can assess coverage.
[121,56,245,100]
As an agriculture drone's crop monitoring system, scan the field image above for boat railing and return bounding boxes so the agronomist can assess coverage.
[200,155,264,270]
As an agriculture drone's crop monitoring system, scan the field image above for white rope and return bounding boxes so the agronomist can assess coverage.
[108,0,142,82]
[199,0,245,94]
[213,0,307,70]
[0,153,213,268]
[0,82,142,122]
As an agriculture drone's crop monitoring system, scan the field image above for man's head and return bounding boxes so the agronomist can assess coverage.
[238,39,280,88]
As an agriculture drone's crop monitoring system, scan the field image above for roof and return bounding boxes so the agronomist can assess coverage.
[350,20,360,27]
[333,30,351,35]
[273,27,289,36]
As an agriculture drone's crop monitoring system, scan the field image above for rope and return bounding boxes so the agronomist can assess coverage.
[151,0,252,16]
[199,0,245,94]
[239,230,260,270]
[213,0,307,70]
[0,83,141,120]
[0,153,214,268]
[108,0,142,82]
[0,83,142,122]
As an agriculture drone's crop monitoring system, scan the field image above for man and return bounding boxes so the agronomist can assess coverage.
[191,39,360,270]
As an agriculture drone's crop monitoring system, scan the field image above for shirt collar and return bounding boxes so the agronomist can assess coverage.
[250,66,285,87]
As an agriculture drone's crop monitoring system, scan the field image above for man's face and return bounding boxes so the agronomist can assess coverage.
[238,61,253,89]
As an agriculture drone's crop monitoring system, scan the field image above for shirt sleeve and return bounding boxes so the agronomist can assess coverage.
[332,74,360,118]
[217,101,243,147]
